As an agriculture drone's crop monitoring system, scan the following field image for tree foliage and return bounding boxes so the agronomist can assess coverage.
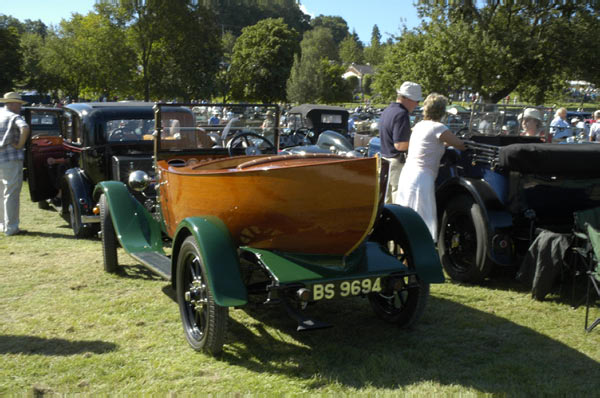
[0,26,22,92]
[339,34,364,65]
[363,24,384,66]
[310,15,349,46]
[199,0,310,38]
[286,27,352,104]
[375,1,600,104]
[41,12,135,100]
[229,18,298,102]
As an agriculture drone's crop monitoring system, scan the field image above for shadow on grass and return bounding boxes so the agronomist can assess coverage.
[0,335,118,355]
[117,264,165,281]
[220,296,600,394]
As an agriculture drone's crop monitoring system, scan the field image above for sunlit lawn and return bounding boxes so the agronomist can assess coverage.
[1,183,599,395]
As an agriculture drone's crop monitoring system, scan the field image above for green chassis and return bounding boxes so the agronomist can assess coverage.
[94,180,443,315]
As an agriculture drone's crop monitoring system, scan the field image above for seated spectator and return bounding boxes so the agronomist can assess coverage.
[550,107,570,139]
[590,110,600,142]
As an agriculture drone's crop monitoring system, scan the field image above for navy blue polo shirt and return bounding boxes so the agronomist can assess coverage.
[378,102,411,158]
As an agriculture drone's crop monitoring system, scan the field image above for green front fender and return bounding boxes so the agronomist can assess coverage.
[373,204,445,284]
[173,217,247,307]
[94,181,165,255]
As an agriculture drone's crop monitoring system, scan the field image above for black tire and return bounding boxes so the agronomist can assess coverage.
[176,236,228,354]
[438,194,494,283]
[368,214,430,328]
[368,282,429,328]
[99,194,118,273]
[67,193,95,239]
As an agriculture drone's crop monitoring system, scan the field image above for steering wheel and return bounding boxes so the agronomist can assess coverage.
[455,127,472,140]
[226,131,275,156]
[108,128,138,141]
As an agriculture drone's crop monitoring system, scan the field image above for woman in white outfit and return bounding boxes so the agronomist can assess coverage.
[395,93,466,240]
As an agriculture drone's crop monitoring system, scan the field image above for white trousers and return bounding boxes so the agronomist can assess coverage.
[0,159,23,235]
[383,156,405,204]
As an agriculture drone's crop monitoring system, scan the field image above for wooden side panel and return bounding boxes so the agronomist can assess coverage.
[157,157,379,255]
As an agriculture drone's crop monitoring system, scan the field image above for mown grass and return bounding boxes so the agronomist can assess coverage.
[1,184,599,395]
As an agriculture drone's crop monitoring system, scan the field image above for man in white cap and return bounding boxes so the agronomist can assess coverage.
[0,92,30,235]
[378,81,422,203]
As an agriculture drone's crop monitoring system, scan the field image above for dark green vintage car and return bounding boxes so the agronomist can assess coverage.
[94,103,444,354]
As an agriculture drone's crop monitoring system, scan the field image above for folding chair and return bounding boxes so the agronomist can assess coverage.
[572,207,600,332]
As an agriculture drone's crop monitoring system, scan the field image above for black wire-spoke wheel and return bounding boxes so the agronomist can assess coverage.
[438,195,493,283]
[176,236,227,354]
[368,211,430,328]
[99,193,118,273]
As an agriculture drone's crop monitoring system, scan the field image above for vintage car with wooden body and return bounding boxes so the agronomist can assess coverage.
[436,104,600,283]
[94,103,444,354]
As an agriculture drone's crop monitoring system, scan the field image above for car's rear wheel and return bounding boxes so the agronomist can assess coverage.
[368,214,430,328]
[176,236,228,354]
[438,194,494,283]
[99,194,118,273]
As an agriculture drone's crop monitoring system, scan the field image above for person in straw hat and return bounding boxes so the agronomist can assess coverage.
[0,92,30,235]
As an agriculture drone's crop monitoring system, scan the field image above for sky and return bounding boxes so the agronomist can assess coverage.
[1,0,421,44]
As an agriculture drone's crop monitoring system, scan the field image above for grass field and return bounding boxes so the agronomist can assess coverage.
[1,184,599,395]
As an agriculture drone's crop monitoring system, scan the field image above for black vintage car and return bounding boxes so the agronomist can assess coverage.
[25,102,194,238]
[435,104,600,283]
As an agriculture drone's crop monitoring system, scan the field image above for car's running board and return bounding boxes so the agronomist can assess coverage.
[130,252,171,280]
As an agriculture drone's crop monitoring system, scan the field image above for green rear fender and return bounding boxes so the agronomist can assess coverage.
[93,181,165,254]
[173,217,247,307]
[373,205,445,283]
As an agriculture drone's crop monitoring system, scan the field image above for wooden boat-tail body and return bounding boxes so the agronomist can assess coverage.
[157,154,380,255]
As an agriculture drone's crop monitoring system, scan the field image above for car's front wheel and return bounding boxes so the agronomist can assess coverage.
[176,236,228,354]
[438,194,494,283]
[99,194,118,273]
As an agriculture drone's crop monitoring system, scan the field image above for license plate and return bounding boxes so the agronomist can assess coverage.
[311,277,382,300]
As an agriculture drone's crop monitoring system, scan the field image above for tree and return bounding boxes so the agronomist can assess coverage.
[375,1,600,104]
[364,24,384,66]
[300,26,338,62]
[19,32,56,94]
[151,3,222,101]
[287,27,352,104]
[96,0,222,101]
[229,18,299,102]
[339,34,364,65]
[310,15,349,47]
[199,0,310,38]
[0,26,22,92]
[41,12,135,100]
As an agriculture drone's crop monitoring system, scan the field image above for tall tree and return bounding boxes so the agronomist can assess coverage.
[310,15,349,47]
[364,24,384,66]
[19,32,56,94]
[41,12,135,100]
[96,0,222,101]
[229,18,299,102]
[286,27,352,104]
[339,34,364,65]
[199,0,310,38]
